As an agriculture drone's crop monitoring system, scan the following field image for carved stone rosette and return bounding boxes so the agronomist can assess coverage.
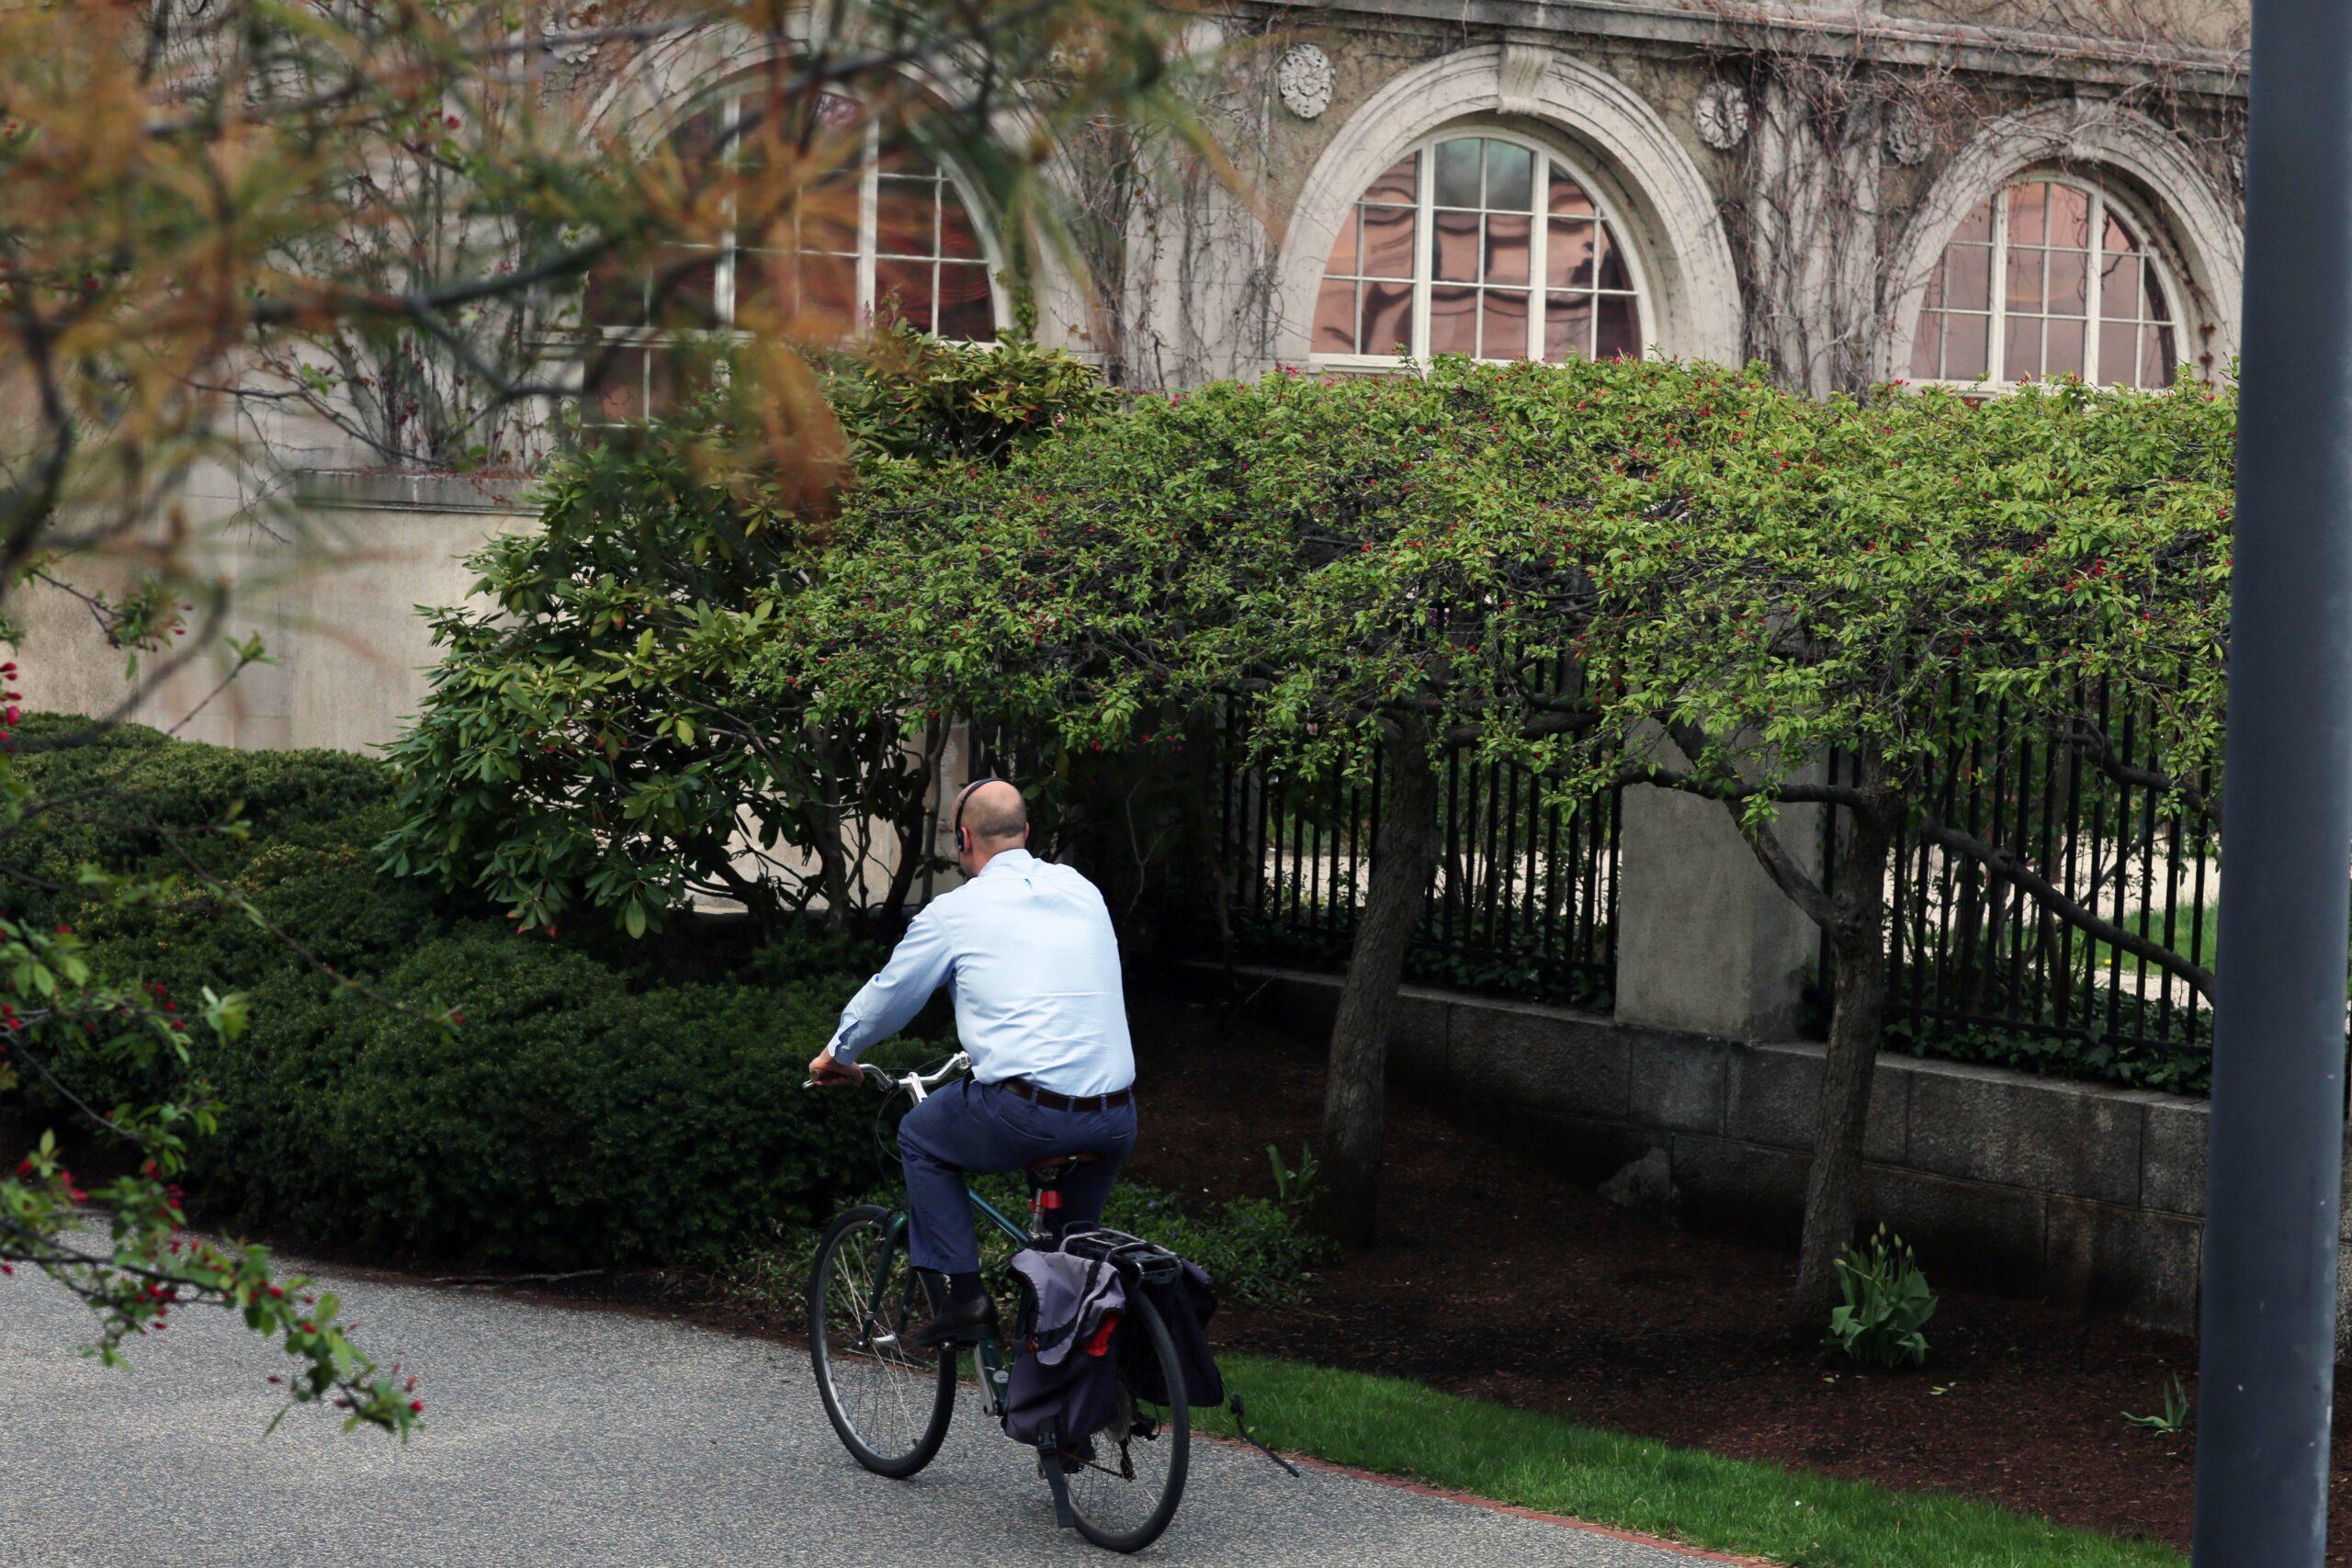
[1695,80,1750,151]
[1278,44,1334,121]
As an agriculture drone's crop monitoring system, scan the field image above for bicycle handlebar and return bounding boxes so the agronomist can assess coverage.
[801,1051,971,1103]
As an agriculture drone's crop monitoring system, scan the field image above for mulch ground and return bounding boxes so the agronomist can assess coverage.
[1116,979,2352,1562]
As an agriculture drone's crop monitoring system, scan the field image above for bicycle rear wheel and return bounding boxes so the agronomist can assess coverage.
[1061,1291,1190,1553]
[808,1204,956,1477]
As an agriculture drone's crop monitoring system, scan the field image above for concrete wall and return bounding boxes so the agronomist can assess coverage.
[1226,962,2233,1337]
[8,471,537,755]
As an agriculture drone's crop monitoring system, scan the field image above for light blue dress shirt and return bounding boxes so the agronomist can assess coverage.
[825,848,1136,1098]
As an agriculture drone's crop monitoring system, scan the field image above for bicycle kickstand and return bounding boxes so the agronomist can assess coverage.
[1035,1420,1077,1529]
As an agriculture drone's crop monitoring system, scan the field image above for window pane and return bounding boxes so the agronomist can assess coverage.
[1360,281,1413,356]
[2006,315,2043,379]
[876,175,937,257]
[1434,139,1482,208]
[939,188,984,261]
[585,254,648,328]
[800,250,856,322]
[2145,270,2174,324]
[2142,324,2175,387]
[876,257,935,331]
[1952,198,1995,245]
[1323,211,1360,276]
[734,248,787,317]
[1544,293,1592,361]
[2008,183,2049,246]
[1362,205,1417,277]
[1363,154,1417,204]
[588,345,648,423]
[2098,321,2137,386]
[2045,317,2086,377]
[650,247,719,330]
[1548,167,1596,219]
[1595,295,1640,360]
[2099,253,2142,321]
[2006,246,2046,314]
[1943,313,1989,379]
[1429,286,1477,355]
[1482,288,1529,359]
[1594,225,1634,293]
[1434,209,1479,283]
[2049,185,2091,248]
[1548,219,1596,288]
[2047,248,2087,316]
[1485,215,1531,286]
[2103,210,2138,253]
[1911,311,1946,378]
[934,264,994,341]
[1946,243,1993,311]
[1315,278,1358,354]
[1919,255,1945,312]
[1486,142,1534,211]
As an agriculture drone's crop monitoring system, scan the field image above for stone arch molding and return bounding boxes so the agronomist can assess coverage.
[1878,103,2245,383]
[1272,44,1745,368]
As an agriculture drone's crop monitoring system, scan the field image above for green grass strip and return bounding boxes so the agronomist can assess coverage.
[1200,1354,2184,1568]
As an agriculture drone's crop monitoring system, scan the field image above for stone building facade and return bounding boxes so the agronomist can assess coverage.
[17,0,2257,755]
[582,1,2251,403]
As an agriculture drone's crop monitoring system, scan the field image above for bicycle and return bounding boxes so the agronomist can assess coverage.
[802,1052,1190,1553]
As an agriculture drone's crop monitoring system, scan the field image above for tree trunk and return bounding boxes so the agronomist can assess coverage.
[1313,713,1441,1247]
[1792,792,1896,1328]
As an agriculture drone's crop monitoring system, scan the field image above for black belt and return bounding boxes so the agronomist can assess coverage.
[1000,1077,1134,1113]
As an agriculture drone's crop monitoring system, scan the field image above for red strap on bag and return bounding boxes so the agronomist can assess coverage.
[1082,1312,1121,1358]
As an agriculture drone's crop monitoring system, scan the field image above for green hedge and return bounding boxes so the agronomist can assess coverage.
[6,715,392,920]
[179,928,878,1268]
[9,721,1329,1294]
[7,720,887,1269]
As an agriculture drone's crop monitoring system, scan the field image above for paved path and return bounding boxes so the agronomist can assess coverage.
[0,1254,1713,1567]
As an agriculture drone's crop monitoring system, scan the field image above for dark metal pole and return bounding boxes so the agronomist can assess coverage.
[2191,2,2352,1561]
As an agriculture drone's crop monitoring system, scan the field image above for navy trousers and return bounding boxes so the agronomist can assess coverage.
[898,1078,1137,1274]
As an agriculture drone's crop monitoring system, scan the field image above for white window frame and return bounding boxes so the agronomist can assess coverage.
[1306,128,1654,375]
[1913,172,2184,392]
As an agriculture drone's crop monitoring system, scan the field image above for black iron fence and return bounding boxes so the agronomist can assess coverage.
[1822,682,2222,1089]
[1215,709,1621,1007]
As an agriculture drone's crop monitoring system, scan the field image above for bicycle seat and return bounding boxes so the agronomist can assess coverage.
[1026,1153,1102,1186]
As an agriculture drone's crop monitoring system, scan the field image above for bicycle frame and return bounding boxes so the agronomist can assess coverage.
[841,1052,1059,1422]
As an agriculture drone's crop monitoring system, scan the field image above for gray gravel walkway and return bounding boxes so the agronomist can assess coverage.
[0,1251,1713,1567]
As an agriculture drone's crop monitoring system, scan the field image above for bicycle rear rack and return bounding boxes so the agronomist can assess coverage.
[1057,1226,1183,1286]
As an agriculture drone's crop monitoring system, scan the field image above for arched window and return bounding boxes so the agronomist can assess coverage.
[587,86,1000,422]
[1311,131,1645,367]
[1909,176,2177,389]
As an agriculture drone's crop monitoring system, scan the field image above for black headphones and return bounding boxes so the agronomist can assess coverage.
[952,775,1009,858]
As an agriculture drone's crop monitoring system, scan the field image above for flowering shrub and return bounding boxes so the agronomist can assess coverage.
[379,329,1116,941]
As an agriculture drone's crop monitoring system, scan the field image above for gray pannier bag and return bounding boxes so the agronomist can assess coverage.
[1002,1248,1126,1447]
[1057,1226,1298,1475]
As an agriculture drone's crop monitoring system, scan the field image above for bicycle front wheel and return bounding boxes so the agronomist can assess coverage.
[808,1204,956,1477]
[1063,1290,1191,1553]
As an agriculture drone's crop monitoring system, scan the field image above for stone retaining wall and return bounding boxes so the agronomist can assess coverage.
[1218,963,2246,1338]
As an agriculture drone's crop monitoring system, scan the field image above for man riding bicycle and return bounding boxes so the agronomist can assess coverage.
[808,777,1137,1348]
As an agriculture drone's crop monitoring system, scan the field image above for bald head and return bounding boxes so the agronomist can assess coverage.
[957,778,1029,852]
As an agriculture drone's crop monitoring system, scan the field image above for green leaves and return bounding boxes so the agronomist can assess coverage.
[382,337,1115,936]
